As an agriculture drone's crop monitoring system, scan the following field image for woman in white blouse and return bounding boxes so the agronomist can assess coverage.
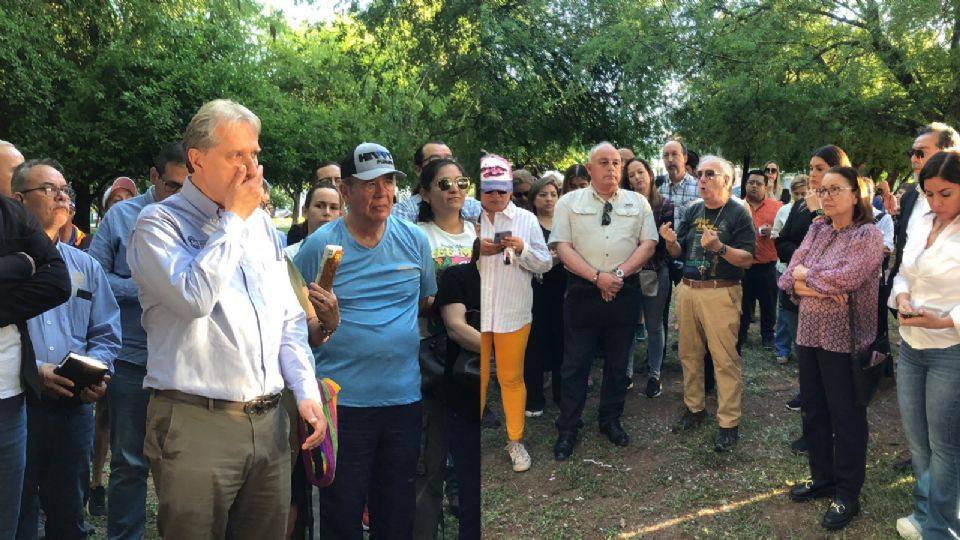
[477,154,552,473]
[889,150,960,540]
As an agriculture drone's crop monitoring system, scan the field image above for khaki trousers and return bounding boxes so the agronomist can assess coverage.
[144,392,290,540]
[676,283,744,428]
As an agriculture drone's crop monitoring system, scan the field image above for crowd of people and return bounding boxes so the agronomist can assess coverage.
[0,99,958,540]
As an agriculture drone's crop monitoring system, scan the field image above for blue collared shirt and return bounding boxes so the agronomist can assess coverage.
[27,242,121,371]
[392,193,482,224]
[127,178,320,403]
[658,173,700,227]
[88,187,156,366]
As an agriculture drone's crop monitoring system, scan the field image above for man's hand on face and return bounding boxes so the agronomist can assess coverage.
[223,164,264,220]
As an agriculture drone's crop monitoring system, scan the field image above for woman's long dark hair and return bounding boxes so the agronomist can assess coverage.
[562,163,589,194]
[813,145,851,168]
[417,158,466,223]
[620,157,661,209]
[919,149,960,190]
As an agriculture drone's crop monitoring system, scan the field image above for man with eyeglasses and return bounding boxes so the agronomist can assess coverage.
[550,142,657,460]
[295,142,436,537]
[392,141,482,224]
[737,170,783,354]
[10,158,121,539]
[87,141,188,540]
[660,156,755,452]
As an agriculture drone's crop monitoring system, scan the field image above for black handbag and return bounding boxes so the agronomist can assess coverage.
[452,310,481,385]
[420,309,481,393]
[848,290,890,406]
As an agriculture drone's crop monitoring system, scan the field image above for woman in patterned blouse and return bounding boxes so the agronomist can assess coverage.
[778,166,884,531]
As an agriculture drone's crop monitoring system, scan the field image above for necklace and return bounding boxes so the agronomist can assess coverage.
[697,201,727,278]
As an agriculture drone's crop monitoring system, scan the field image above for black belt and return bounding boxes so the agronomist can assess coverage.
[153,389,282,415]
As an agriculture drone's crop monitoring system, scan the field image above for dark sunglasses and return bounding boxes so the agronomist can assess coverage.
[437,176,470,191]
[601,201,613,226]
[764,167,778,174]
[906,148,925,159]
[485,190,509,196]
[696,169,722,179]
[163,180,184,192]
[514,190,530,198]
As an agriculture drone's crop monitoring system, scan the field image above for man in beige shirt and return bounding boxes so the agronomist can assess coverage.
[550,142,657,461]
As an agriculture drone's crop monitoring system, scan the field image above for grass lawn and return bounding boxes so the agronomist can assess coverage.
[481,310,912,539]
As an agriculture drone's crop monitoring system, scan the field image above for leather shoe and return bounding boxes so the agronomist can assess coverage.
[599,420,630,447]
[789,481,836,502]
[821,498,859,530]
[713,426,738,452]
[672,408,707,433]
[553,432,577,461]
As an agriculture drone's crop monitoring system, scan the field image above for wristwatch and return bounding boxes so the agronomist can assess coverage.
[613,267,625,279]
[592,269,601,285]
[717,244,728,256]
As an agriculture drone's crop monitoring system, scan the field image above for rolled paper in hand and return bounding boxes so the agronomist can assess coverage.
[315,245,343,291]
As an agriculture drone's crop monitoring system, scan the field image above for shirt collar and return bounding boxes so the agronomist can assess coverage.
[587,185,619,203]
[180,176,222,219]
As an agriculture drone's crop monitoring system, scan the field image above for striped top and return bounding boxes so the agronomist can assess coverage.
[479,202,552,333]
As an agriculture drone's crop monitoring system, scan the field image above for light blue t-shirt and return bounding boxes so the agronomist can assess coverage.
[294,216,437,407]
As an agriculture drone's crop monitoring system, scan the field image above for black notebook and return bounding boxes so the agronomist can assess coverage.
[54,352,108,398]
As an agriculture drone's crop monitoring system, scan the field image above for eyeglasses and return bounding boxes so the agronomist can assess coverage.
[696,169,723,180]
[906,148,925,159]
[163,180,183,192]
[20,184,75,200]
[437,176,470,191]
[815,186,854,198]
[764,167,778,174]
[601,201,613,226]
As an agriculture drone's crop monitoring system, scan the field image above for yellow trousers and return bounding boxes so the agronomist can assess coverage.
[480,324,531,442]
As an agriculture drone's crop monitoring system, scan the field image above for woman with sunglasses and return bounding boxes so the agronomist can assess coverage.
[775,145,851,453]
[779,166,884,531]
[764,161,788,203]
[890,150,960,540]
[412,157,476,536]
[478,154,551,473]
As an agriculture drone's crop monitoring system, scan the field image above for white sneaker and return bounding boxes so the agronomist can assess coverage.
[896,514,922,539]
[524,409,543,418]
[506,441,531,472]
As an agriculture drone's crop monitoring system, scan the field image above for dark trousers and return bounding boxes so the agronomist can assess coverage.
[445,409,479,540]
[413,395,447,540]
[798,346,868,501]
[17,399,94,540]
[319,402,422,540]
[556,300,633,434]
[523,332,562,412]
[738,262,778,346]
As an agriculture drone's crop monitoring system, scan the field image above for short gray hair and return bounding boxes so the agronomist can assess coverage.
[182,99,261,158]
[11,158,64,193]
[698,155,734,188]
[588,141,617,161]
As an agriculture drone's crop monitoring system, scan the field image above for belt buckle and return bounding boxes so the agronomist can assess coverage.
[243,399,266,415]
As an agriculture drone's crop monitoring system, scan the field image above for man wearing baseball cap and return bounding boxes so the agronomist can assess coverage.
[101,177,139,215]
[295,142,437,538]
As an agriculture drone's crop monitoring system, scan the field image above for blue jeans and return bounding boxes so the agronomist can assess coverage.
[897,341,960,539]
[106,361,150,540]
[319,402,422,540]
[627,266,670,379]
[0,394,26,540]
[774,289,798,358]
[17,399,94,540]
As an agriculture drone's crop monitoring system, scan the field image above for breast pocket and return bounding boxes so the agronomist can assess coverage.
[612,206,643,242]
[68,294,93,341]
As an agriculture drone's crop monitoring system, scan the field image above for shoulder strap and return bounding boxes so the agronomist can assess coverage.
[848,290,857,355]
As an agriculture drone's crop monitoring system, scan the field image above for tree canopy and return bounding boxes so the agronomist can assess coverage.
[0,0,954,228]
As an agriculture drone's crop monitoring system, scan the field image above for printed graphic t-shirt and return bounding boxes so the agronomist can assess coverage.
[677,199,755,281]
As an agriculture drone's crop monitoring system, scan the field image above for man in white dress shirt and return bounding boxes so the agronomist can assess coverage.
[127,99,326,539]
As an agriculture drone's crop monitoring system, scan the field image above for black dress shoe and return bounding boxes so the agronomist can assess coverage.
[821,498,859,530]
[553,432,577,461]
[790,436,808,455]
[714,426,738,452]
[599,420,629,447]
[789,481,836,502]
[672,408,707,433]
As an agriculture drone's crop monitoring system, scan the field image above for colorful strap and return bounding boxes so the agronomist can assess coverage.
[300,378,340,488]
